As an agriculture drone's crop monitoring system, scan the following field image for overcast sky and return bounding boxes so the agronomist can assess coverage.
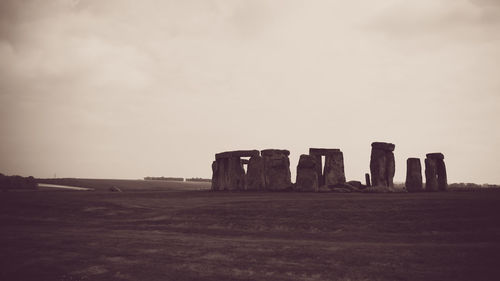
[1,0,499,183]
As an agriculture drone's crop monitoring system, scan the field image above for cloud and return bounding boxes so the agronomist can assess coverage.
[0,0,499,183]
[368,0,500,41]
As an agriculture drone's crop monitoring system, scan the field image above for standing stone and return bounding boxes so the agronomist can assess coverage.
[309,148,345,188]
[212,150,260,191]
[370,142,395,187]
[436,160,448,191]
[211,161,219,190]
[262,149,292,191]
[245,155,265,190]
[308,149,324,186]
[225,157,245,190]
[405,158,423,192]
[324,151,346,186]
[426,153,447,191]
[295,154,319,192]
[365,173,371,187]
[215,158,228,190]
[425,158,438,192]
[386,151,395,187]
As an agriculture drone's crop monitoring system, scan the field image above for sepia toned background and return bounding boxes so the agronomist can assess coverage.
[0,0,499,183]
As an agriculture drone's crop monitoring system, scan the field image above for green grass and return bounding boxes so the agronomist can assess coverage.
[1,190,499,280]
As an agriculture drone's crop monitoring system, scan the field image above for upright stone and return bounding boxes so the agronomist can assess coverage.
[211,161,219,190]
[262,149,292,191]
[426,153,447,191]
[425,158,438,192]
[405,158,423,192]
[308,149,324,186]
[370,142,395,187]
[324,150,346,186]
[436,160,448,191]
[245,155,265,190]
[386,151,395,187]
[365,173,371,187]
[226,157,245,190]
[212,150,261,191]
[295,154,319,192]
[215,158,228,190]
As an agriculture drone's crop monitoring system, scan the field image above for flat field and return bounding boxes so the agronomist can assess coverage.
[1,188,500,281]
[36,178,211,191]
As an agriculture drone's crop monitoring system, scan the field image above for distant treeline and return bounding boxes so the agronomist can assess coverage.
[186,178,212,182]
[449,183,500,189]
[144,177,184,181]
[0,173,37,190]
[143,177,212,182]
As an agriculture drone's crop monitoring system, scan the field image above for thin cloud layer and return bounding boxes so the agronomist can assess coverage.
[0,0,499,183]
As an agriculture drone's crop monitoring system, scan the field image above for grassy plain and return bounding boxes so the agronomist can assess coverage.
[1,185,500,280]
[36,178,211,191]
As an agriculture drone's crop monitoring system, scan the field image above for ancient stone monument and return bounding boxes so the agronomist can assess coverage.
[245,154,265,190]
[425,153,447,191]
[261,149,292,191]
[309,148,346,187]
[211,144,448,193]
[211,149,291,191]
[295,154,319,191]
[369,142,395,187]
[211,150,259,191]
[405,158,423,192]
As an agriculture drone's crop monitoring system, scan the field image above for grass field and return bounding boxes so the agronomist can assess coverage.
[36,178,211,191]
[1,187,500,280]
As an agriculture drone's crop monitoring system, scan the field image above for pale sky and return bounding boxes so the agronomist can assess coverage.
[1,0,499,183]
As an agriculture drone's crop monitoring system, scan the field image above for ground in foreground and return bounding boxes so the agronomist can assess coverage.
[1,190,500,281]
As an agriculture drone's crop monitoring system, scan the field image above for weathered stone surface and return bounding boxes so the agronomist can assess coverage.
[425,158,438,192]
[262,149,291,191]
[245,155,265,190]
[309,148,341,155]
[324,151,346,186]
[426,153,444,160]
[212,157,246,190]
[365,173,371,187]
[308,148,345,187]
[215,150,259,160]
[261,149,290,157]
[227,157,245,190]
[347,180,363,189]
[295,154,319,192]
[436,159,448,191]
[405,158,423,192]
[211,161,219,191]
[425,153,447,192]
[370,142,395,187]
[371,142,395,152]
[310,154,323,186]
[386,151,395,188]
[370,148,387,187]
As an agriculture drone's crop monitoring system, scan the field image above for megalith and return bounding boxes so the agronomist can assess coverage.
[405,158,423,192]
[295,154,319,192]
[211,150,259,191]
[365,173,371,187]
[369,142,395,187]
[211,161,219,191]
[245,155,265,190]
[324,150,346,186]
[425,153,447,191]
[309,148,346,187]
[261,149,292,191]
